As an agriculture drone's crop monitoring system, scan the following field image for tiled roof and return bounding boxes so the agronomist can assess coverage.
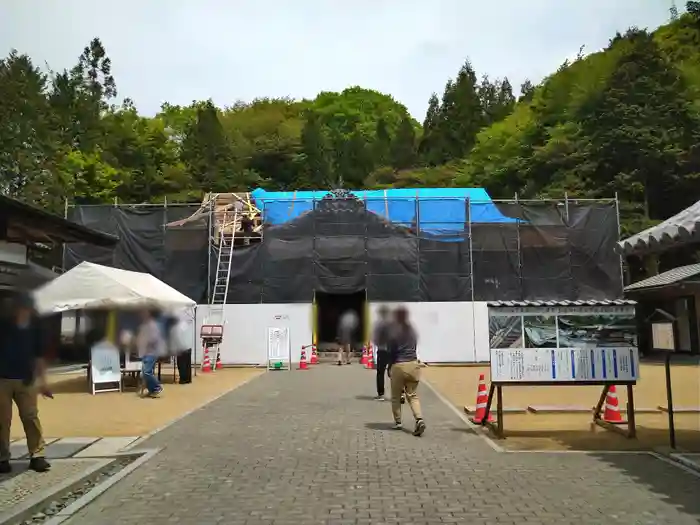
[624,263,700,292]
[487,299,636,307]
[618,200,700,255]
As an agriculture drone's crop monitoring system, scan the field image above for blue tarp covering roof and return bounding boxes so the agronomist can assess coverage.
[251,188,517,236]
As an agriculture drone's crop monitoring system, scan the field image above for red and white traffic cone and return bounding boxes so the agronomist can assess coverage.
[470,373,493,424]
[310,346,319,365]
[603,385,623,423]
[215,348,223,370]
[360,346,368,365]
[299,350,309,370]
[201,346,212,373]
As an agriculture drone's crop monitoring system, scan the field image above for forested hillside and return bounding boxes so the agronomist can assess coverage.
[1,5,699,240]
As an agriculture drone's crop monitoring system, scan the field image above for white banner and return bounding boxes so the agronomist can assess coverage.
[490,347,639,383]
[267,327,290,362]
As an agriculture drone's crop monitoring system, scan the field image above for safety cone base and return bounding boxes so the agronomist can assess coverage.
[470,414,495,425]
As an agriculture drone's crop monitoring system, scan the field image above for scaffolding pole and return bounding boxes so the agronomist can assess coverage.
[614,192,625,295]
[515,192,524,300]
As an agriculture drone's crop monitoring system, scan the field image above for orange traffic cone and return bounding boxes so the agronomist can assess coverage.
[201,346,212,373]
[603,385,623,423]
[360,347,368,365]
[310,346,319,365]
[215,348,223,370]
[299,350,309,370]
[368,347,376,370]
[470,373,493,424]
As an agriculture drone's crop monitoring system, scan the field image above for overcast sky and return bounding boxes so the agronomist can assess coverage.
[0,1,672,120]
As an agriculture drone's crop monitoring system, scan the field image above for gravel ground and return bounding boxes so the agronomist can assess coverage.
[15,455,136,524]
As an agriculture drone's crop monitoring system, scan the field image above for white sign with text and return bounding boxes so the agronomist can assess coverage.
[490,347,640,383]
[90,340,123,394]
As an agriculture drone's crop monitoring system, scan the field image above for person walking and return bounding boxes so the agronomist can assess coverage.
[337,309,359,365]
[136,308,166,397]
[388,306,426,436]
[0,293,52,473]
[166,311,192,384]
[372,306,392,400]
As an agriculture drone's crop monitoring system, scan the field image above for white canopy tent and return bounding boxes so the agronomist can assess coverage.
[33,261,195,314]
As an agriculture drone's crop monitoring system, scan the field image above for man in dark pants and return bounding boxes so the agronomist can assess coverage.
[0,293,52,473]
[373,306,391,400]
[176,349,192,384]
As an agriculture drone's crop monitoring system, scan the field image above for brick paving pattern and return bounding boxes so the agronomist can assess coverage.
[64,366,700,524]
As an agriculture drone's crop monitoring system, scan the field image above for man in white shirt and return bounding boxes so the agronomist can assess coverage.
[337,309,359,365]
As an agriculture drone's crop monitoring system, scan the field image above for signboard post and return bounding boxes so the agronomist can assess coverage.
[90,340,122,395]
[652,320,676,449]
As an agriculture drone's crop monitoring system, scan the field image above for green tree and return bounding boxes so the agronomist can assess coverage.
[333,128,374,188]
[181,100,240,191]
[436,60,484,163]
[373,118,391,166]
[299,110,333,188]
[519,80,535,102]
[418,93,442,166]
[390,116,417,170]
[0,52,57,202]
[581,29,700,223]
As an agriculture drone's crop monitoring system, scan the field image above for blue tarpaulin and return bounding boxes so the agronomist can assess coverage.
[250,188,517,236]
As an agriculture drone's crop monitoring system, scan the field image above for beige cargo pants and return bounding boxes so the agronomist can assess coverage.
[390,361,423,423]
[0,379,46,461]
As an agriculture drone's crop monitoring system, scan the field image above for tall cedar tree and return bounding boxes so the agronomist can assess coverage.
[300,110,333,188]
[181,100,237,191]
[418,93,442,165]
[436,60,484,163]
[390,117,417,170]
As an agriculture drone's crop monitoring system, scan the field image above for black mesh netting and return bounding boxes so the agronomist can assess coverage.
[65,196,622,304]
[64,205,209,302]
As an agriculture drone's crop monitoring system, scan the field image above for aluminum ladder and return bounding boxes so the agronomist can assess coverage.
[209,208,237,320]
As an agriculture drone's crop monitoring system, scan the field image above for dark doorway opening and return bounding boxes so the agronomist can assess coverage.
[316,290,366,350]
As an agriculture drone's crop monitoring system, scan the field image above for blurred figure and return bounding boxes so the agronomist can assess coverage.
[0,293,52,473]
[388,306,426,436]
[136,308,165,397]
[372,305,392,400]
[165,310,192,384]
[337,308,359,365]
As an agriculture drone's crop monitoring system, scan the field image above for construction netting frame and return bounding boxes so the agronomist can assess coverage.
[223,192,624,303]
[62,193,625,305]
[62,202,210,303]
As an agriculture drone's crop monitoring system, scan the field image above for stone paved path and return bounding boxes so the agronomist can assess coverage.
[65,366,700,525]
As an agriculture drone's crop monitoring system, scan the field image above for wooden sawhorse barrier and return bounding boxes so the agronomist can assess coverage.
[479,381,638,439]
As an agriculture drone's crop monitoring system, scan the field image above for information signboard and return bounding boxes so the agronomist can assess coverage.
[490,347,640,383]
[267,327,291,370]
[90,340,122,394]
